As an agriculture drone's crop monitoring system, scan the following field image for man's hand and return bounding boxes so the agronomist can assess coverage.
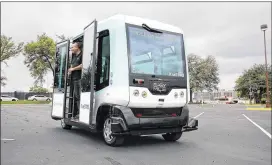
[68,67,75,74]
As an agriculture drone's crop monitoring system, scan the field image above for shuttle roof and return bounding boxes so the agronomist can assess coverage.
[99,14,183,34]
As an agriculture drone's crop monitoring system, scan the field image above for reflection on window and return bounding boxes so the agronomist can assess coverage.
[100,36,110,83]
[54,46,67,89]
[81,42,92,92]
[100,56,109,83]
[127,25,185,77]
[81,66,92,92]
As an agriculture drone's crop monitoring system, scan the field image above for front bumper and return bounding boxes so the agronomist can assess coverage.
[110,105,198,136]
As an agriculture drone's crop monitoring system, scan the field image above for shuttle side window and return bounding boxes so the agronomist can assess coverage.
[96,30,110,91]
[53,45,68,89]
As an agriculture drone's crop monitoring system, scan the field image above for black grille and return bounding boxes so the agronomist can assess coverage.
[131,107,182,117]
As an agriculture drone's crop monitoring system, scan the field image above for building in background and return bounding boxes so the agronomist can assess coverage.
[192,89,238,102]
[212,89,238,99]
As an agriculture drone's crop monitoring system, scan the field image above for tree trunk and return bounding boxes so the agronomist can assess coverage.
[189,88,193,103]
[40,79,43,87]
[253,93,258,104]
[259,88,264,100]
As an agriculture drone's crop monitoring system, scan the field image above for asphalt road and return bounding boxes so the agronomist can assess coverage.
[1,104,271,165]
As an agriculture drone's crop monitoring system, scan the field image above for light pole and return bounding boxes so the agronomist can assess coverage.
[260,24,271,108]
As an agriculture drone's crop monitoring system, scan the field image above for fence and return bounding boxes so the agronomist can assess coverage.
[1,91,53,100]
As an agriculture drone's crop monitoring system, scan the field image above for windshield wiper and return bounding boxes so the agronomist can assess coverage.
[142,23,163,33]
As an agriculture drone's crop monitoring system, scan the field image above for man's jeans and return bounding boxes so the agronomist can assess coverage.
[72,80,81,117]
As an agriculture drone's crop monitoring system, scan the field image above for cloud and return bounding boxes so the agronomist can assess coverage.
[217,56,268,75]
[218,73,241,90]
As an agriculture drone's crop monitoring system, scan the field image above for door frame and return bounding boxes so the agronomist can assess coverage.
[89,19,98,125]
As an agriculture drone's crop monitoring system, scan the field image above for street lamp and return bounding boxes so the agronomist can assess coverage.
[260,24,271,108]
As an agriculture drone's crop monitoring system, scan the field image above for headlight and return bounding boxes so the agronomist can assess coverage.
[180,91,184,98]
[133,90,139,97]
[142,91,147,98]
[174,92,178,98]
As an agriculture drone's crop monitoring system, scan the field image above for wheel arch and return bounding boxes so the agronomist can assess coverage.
[95,104,126,131]
[96,104,112,131]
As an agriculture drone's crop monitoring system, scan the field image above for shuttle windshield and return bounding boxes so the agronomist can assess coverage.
[126,24,186,77]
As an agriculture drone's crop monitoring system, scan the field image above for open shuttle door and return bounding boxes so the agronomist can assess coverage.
[78,20,98,125]
[51,40,70,120]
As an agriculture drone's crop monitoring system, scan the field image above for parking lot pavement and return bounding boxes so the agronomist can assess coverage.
[1,104,271,165]
[190,104,271,134]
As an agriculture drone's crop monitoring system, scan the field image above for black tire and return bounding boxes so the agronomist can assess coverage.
[12,99,16,101]
[102,117,125,147]
[61,119,72,130]
[0,99,2,101]
[33,98,37,101]
[46,98,50,101]
[162,132,182,141]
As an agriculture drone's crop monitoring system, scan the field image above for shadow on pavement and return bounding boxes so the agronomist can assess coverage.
[124,135,169,147]
[52,127,187,148]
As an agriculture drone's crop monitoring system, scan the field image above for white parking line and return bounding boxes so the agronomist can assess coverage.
[242,114,271,139]
[1,138,15,141]
[193,112,204,119]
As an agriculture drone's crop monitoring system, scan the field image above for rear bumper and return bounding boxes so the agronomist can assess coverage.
[110,105,198,136]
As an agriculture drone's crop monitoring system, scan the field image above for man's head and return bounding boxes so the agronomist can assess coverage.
[71,42,83,55]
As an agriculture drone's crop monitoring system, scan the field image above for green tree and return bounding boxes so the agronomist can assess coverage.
[23,33,55,86]
[29,85,49,93]
[0,76,7,86]
[0,35,24,86]
[188,54,220,101]
[188,54,220,91]
[23,33,72,86]
[234,64,272,103]
[56,34,73,42]
[202,55,220,91]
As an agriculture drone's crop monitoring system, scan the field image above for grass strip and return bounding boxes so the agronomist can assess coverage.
[1,100,51,104]
[246,107,272,111]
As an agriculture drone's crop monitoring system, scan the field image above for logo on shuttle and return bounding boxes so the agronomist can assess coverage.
[81,104,90,109]
[153,82,167,93]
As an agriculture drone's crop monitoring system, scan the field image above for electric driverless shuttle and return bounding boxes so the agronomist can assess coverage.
[51,14,198,146]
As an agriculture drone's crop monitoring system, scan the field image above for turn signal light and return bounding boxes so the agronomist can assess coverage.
[142,91,147,98]
[171,113,177,117]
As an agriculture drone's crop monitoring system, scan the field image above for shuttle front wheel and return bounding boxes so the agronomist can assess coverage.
[103,117,125,146]
[61,119,72,130]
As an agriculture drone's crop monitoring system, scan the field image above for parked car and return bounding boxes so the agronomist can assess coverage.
[232,98,239,104]
[28,95,51,101]
[0,95,19,101]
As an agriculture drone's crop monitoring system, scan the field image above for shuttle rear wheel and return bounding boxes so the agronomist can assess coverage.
[103,117,124,147]
[162,132,182,141]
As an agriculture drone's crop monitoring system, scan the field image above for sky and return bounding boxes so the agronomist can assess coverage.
[1,2,271,92]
